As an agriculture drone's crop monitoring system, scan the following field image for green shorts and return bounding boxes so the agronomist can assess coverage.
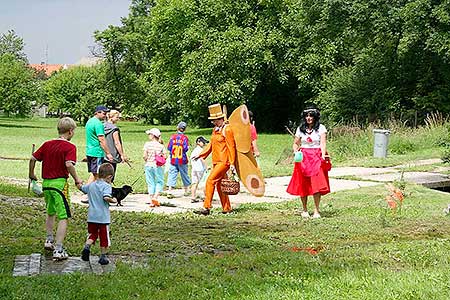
[42,178,71,220]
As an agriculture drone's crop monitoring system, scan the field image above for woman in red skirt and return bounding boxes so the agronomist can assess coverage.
[287,107,330,218]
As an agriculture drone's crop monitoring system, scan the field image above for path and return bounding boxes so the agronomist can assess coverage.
[69,158,450,214]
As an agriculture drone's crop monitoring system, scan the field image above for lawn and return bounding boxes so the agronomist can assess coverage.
[1,117,450,299]
[1,183,450,299]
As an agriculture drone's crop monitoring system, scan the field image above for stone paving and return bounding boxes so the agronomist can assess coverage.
[13,253,115,276]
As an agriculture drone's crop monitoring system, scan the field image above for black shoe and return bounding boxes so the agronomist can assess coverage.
[221,210,234,214]
[81,248,90,261]
[191,198,200,203]
[194,208,210,215]
[98,256,109,265]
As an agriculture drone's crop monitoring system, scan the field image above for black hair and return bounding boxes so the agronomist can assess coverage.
[299,106,321,134]
[248,110,254,123]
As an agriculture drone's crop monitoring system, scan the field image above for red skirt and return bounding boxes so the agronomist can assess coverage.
[286,148,330,197]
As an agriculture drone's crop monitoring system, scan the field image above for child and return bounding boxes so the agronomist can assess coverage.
[167,121,191,194]
[28,117,83,260]
[190,136,209,202]
[80,163,117,265]
[143,128,166,207]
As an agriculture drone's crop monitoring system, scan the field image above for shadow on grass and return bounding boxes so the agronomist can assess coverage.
[0,123,45,129]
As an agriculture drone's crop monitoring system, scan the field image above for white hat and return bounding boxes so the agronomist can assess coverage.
[145,128,161,137]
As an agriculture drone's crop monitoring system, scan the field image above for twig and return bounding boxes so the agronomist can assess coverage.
[28,144,35,192]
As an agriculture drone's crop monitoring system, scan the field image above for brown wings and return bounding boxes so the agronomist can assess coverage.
[228,105,265,197]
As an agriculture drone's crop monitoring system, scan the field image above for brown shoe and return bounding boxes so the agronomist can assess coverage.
[194,208,210,215]
[151,199,161,207]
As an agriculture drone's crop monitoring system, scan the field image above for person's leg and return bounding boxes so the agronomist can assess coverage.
[179,164,191,193]
[82,223,99,261]
[312,193,321,218]
[216,178,232,213]
[43,181,56,249]
[98,224,110,265]
[167,164,178,190]
[44,178,71,258]
[145,166,153,195]
[300,196,310,218]
[110,162,117,183]
[203,163,229,210]
[154,166,165,200]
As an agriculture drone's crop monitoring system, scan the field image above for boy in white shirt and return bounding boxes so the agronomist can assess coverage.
[190,136,209,202]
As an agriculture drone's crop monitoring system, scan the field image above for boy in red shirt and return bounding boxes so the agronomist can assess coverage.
[29,117,83,260]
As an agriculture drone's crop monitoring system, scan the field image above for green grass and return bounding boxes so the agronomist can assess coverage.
[1,183,450,299]
[0,117,447,190]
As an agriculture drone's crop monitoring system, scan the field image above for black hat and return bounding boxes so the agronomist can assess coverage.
[196,136,209,144]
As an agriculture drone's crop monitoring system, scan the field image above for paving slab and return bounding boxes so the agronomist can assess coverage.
[71,174,380,214]
[360,172,450,188]
[328,167,397,177]
[13,253,115,276]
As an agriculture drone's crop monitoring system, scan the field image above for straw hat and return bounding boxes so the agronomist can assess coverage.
[208,104,226,120]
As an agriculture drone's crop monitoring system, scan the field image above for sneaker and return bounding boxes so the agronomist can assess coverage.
[194,208,210,216]
[312,212,321,219]
[98,256,109,265]
[53,248,69,261]
[44,240,54,251]
[300,211,310,218]
[81,248,90,261]
[191,198,200,203]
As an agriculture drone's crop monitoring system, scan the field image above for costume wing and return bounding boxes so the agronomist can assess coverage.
[228,105,265,197]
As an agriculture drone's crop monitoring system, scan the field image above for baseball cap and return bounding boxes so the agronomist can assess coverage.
[177,121,187,130]
[95,105,110,113]
[196,136,209,144]
[145,128,161,137]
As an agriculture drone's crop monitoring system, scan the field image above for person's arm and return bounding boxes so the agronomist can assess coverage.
[28,157,38,181]
[66,161,83,188]
[252,140,260,157]
[196,140,212,160]
[112,131,127,162]
[103,196,117,204]
[98,135,113,161]
[320,132,327,160]
[143,148,148,162]
[225,126,236,166]
[293,136,301,152]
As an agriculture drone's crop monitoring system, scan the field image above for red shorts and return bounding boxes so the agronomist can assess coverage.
[87,223,110,248]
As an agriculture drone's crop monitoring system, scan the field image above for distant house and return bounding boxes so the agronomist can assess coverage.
[28,62,68,77]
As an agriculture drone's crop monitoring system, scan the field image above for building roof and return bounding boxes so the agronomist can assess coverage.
[28,64,68,76]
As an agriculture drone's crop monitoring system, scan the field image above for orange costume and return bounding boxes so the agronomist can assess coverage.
[198,106,236,212]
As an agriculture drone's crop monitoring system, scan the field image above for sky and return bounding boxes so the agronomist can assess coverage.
[0,0,131,64]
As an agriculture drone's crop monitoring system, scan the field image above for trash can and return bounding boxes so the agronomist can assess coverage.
[373,129,390,158]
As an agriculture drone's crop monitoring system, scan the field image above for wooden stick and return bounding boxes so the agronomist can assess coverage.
[285,126,295,138]
[28,144,35,192]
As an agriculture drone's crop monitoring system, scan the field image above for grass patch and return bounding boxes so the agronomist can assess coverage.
[1,184,450,298]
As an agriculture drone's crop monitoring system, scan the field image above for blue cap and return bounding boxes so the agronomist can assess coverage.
[95,105,110,113]
[177,121,187,130]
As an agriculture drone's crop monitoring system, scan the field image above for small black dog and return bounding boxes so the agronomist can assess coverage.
[112,185,133,206]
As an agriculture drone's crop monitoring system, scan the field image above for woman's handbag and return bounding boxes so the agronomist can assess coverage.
[321,155,332,172]
[220,170,240,195]
[155,153,166,167]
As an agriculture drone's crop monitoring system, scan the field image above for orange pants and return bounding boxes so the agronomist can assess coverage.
[204,163,232,212]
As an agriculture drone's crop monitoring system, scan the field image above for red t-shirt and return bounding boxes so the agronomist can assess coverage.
[32,139,77,179]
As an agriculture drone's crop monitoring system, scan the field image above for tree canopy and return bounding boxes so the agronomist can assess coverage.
[92,0,450,130]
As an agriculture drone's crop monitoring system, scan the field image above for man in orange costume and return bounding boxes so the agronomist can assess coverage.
[194,104,236,215]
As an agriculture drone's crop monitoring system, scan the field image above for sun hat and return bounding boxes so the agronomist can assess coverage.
[145,128,161,137]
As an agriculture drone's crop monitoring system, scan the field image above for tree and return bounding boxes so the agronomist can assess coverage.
[45,64,112,123]
[0,30,27,62]
[0,54,37,116]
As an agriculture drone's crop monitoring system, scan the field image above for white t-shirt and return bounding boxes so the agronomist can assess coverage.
[190,145,205,172]
[295,124,327,149]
